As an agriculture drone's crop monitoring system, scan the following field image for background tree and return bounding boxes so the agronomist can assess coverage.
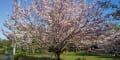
[2,0,45,55]
[101,24,120,56]
[97,0,120,56]
[0,39,12,55]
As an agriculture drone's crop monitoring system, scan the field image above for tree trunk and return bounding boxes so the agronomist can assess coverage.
[13,44,16,55]
[32,49,35,54]
[56,53,61,60]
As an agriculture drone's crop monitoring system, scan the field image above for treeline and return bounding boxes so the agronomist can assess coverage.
[0,39,12,55]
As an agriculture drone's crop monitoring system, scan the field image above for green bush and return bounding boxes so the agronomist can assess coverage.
[0,49,5,55]
[14,51,27,60]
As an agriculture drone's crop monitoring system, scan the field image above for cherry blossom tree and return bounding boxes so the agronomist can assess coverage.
[3,0,110,60]
[101,24,120,56]
[32,0,110,59]
[2,0,45,55]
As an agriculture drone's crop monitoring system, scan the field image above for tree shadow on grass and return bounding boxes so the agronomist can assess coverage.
[15,56,62,60]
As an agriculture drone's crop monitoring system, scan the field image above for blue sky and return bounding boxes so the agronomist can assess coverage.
[0,0,31,39]
[0,0,119,39]
[0,0,13,39]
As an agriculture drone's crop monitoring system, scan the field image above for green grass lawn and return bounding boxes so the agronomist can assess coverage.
[23,52,120,60]
[60,52,120,60]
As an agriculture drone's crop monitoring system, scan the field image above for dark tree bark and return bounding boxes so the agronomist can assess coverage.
[56,52,61,60]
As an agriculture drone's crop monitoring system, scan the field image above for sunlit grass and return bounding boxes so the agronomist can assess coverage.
[26,52,120,60]
[61,52,120,60]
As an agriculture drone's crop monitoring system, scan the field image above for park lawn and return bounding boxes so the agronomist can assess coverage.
[28,52,120,60]
[61,52,115,60]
